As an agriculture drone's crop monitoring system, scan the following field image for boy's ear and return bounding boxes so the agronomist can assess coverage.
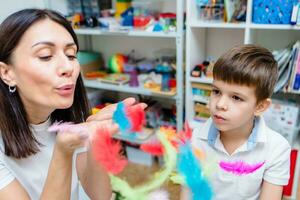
[254,98,271,116]
[0,62,16,86]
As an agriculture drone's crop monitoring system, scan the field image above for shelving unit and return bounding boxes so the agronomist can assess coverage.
[186,0,300,199]
[47,0,185,131]
[84,79,177,99]
[186,0,300,129]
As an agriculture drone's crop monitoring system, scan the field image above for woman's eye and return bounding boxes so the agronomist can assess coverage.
[38,56,52,61]
[232,95,243,101]
[67,55,77,60]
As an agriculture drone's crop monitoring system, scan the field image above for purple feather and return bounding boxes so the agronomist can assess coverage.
[219,161,265,175]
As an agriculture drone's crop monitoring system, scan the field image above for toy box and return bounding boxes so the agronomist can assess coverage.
[77,51,104,77]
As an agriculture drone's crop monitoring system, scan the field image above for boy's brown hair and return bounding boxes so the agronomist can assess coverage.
[213,44,278,103]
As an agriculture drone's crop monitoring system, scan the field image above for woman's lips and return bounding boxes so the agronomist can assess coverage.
[55,84,74,96]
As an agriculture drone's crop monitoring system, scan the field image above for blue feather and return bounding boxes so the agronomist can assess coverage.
[112,102,131,133]
[177,143,213,200]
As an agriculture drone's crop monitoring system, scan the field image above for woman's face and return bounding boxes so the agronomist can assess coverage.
[10,19,80,118]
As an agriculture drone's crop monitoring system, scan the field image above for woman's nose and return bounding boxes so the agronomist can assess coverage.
[57,55,74,77]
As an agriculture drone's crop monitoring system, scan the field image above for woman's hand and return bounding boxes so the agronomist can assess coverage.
[85,97,147,138]
[55,130,89,155]
[86,97,147,122]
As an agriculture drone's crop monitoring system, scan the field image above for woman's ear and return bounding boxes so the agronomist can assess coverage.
[0,62,16,86]
[254,98,271,116]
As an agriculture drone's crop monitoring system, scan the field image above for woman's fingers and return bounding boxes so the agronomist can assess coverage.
[56,131,88,153]
[86,97,148,122]
[86,104,115,122]
[122,97,136,106]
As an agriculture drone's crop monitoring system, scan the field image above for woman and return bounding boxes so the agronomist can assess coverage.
[0,9,142,200]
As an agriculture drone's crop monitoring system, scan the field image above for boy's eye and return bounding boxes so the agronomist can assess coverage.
[212,89,220,95]
[39,56,52,61]
[232,95,243,101]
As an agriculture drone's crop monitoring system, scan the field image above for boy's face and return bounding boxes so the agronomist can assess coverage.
[209,80,266,134]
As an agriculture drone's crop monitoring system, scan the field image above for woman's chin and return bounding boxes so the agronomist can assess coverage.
[56,101,73,109]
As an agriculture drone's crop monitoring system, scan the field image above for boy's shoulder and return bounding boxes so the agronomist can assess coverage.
[259,117,291,149]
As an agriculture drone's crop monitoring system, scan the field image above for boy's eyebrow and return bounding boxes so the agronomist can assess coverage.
[212,83,247,98]
[211,84,218,89]
[232,92,246,97]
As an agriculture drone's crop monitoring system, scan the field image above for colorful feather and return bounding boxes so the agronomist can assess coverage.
[113,102,131,133]
[48,121,87,134]
[110,131,177,200]
[177,122,192,144]
[140,142,164,156]
[113,102,145,133]
[147,190,169,200]
[219,161,265,175]
[170,172,186,185]
[47,121,89,138]
[125,104,145,132]
[92,128,127,175]
[177,142,213,200]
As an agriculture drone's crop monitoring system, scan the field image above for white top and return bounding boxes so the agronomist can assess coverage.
[192,116,291,200]
[0,118,83,200]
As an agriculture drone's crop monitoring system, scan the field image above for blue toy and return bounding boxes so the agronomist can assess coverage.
[252,0,297,24]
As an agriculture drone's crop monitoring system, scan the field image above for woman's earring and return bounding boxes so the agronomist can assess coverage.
[9,85,16,93]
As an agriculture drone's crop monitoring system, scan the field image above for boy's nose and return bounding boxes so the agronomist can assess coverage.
[216,96,228,111]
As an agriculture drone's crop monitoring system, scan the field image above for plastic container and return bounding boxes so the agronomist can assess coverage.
[252,0,296,24]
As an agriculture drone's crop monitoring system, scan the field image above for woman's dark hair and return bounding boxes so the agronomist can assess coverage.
[0,9,90,158]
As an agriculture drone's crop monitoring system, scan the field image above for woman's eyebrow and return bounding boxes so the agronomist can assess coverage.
[65,43,76,48]
[31,41,55,48]
[31,42,76,48]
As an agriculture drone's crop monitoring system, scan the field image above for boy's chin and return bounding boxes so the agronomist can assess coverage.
[213,123,229,131]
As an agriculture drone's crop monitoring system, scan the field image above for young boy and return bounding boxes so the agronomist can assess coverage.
[182,44,291,200]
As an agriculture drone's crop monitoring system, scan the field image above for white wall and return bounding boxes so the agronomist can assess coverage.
[0,0,46,23]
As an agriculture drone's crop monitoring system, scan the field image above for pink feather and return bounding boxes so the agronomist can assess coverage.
[178,122,192,144]
[219,161,265,175]
[92,128,127,175]
[126,104,145,132]
[47,122,89,137]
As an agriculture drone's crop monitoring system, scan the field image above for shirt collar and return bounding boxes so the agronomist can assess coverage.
[199,116,267,151]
